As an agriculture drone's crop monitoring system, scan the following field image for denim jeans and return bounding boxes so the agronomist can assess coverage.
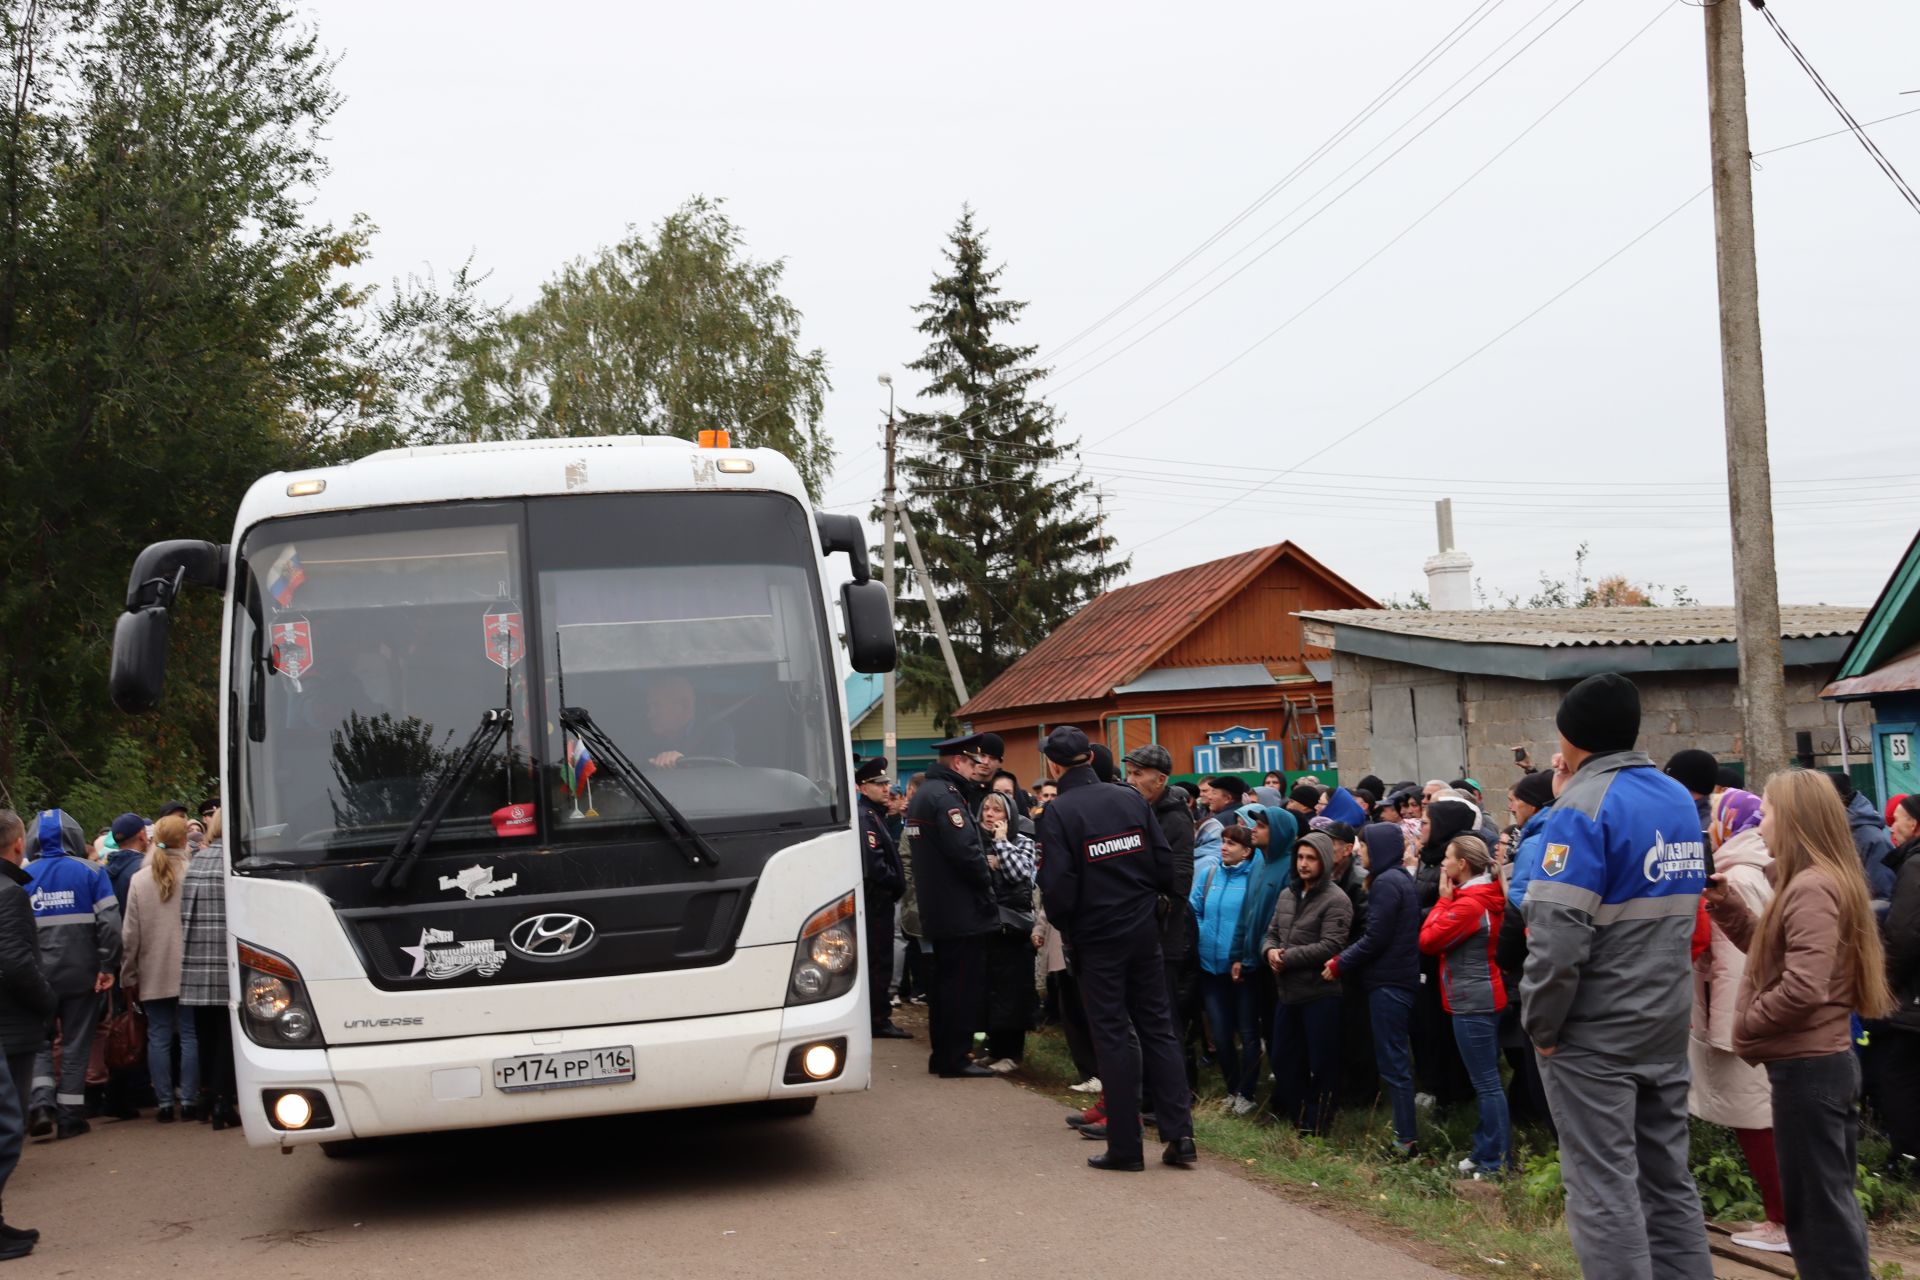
[144,997,200,1109]
[1197,970,1260,1098]
[1451,1011,1510,1171]
[1368,985,1418,1144]
[1768,1051,1871,1280]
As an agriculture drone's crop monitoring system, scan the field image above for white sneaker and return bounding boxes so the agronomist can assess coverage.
[1414,1092,1436,1110]
[1230,1094,1258,1116]
[1457,1156,1477,1175]
[1069,1077,1102,1093]
[1729,1223,1792,1254]
[987,1058,1018,1074]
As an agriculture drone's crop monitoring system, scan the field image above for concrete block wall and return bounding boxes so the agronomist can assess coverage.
[1334,649,1873,829]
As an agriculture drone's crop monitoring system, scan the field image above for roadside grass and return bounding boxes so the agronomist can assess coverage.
[1015,1025,1920,1275]
[1015,1027,1581,1279]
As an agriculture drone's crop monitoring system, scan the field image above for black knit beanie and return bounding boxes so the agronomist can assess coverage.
[1511,769,1556,811]
[1555,673,1641,754]
[1663,749,1719,797]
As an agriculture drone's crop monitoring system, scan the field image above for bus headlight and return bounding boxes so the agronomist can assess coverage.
[786,892,858,1006]
[237,940,325,1048]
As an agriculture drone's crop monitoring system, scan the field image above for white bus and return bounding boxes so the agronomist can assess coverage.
[109,434,896,1151]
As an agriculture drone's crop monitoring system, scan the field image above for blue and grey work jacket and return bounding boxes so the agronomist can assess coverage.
[23,810,123,997]
[1519,751,1704,1062]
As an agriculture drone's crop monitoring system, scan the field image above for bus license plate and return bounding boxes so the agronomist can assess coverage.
[492,1046,636,1093]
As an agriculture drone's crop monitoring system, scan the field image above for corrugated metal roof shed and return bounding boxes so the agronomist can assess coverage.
[1298,606,1863,648]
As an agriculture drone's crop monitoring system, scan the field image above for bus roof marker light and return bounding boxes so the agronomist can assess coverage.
[715,458,754,474]
[285,479,326,497]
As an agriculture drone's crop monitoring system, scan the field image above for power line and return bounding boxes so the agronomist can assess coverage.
[868,1,1571,471]
[1750,1,1920,217]
[1128,185,1713,549]
[891,100,1920,483]
[1045,0,1521,362]
[1043,0,1605,393]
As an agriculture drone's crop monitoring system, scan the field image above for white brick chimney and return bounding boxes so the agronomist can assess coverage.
[1424,498,1474,610]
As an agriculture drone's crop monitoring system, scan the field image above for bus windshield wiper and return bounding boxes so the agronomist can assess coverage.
[560,705,720,871]
[371,707,513,891]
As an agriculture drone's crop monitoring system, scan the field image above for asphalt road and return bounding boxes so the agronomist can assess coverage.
[4,1031,1459,1279]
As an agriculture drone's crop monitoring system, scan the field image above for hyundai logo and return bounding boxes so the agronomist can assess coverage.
[509,913,595,957]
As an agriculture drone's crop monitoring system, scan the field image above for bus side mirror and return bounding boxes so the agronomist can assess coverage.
[109,539,227,713]
[111,607,172,712]
[840,580,896,674]
[814,512,872,583]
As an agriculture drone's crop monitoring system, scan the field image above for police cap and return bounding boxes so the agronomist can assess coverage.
[855,756,889,785]
[930,733,986,756]
[1042,725,1092,766]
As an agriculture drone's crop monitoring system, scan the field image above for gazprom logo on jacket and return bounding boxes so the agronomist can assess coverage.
[1084,829,1145,862]
[1642,833,1706,883]
[29,887,77,912]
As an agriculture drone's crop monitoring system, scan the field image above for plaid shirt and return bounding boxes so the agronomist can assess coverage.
[179,842,229,1007]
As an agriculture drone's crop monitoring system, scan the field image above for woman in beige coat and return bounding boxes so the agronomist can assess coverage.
[1687,789,1787,1252]
[121,813,196,1122]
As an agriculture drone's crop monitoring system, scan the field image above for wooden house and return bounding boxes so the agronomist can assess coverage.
[956,542,1378,784]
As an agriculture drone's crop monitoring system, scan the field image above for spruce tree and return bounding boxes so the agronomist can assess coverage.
[889,208,1125,728]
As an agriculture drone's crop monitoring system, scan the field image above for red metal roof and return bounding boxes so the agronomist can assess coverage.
[959,542,1363,719]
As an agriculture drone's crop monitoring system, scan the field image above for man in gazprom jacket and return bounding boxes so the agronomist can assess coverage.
[1521,675,1712,1280]
[22,810,120,1140]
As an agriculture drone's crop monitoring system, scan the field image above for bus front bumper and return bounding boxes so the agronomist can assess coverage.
[232,990,869,1148]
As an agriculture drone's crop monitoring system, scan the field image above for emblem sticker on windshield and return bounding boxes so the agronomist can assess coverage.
[270,617,313,687]
[484,606,525,670]
[401,928,507,980]
[439,864,520,900]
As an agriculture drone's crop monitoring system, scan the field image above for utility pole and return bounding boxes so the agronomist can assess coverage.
[877,374,898,766]
[1704,0,1790,781]
[898,507,970,707]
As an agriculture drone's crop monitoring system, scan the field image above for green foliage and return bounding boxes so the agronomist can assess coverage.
[1516,1150,1566,1219]
[437,197,834,495]
[887,207,1125,727]
[0,0,487,819]
[1693,1150,1764,1223]
[1477,543,1700,610]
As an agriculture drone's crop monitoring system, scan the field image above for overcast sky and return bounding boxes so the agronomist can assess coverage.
[302,0,1918,609]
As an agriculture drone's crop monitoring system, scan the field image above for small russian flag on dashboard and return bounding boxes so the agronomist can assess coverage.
[267,548,306,608]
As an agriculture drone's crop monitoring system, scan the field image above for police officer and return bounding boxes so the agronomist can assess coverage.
[856,757,911,1041]
[1035,726,1197,1172]
[906,734,997,1078]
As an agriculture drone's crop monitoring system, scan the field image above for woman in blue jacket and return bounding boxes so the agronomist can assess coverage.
[1192,823,1260,1113]
[1230,803,1299,1071]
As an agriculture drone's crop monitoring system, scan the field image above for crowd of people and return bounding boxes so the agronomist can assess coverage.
[0,798,234,1260]
[863,673,1920,1280]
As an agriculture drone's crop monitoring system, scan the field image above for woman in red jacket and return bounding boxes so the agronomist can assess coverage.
[1420,834,1510,1177]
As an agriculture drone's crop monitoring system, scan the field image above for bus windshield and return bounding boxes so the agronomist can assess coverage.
[231,492,844,867]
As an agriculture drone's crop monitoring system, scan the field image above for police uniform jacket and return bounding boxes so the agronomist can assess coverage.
[1036,766,1173,947]
[859,794,904,904]
[906,764,996,939]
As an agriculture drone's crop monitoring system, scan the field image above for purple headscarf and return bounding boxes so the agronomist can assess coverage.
[1718,788,1763,838]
